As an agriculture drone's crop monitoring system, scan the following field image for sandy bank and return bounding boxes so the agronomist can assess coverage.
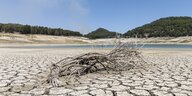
[1,33,192,44]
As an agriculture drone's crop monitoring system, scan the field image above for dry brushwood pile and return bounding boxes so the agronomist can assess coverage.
[47,42,147,87]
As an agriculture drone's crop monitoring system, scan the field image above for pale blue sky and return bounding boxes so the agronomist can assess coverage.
[0,0,192,34]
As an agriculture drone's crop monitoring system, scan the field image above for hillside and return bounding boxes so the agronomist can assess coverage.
[0,23,82,36]
[85,28,118,39]
[124,16,192,38]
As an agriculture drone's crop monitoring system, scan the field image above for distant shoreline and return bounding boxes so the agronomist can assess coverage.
[0,33,192,45]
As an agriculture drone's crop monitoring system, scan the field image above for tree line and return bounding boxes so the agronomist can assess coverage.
[0,23,82,36]
[1,16,192,39]
[124,16,192,38]
[0,24,120,39]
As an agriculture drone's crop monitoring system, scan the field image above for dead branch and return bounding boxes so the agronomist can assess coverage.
[47,42,147,87]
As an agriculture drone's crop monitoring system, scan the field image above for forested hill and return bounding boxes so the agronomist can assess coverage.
[124,16,192,38]
[85,28,118,39]
[0,23,82,36]
[2,16,192,38]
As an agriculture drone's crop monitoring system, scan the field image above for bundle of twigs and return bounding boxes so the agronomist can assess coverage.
[47,42,146,87]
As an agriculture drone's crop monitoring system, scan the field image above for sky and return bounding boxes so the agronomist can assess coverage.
[0,0,192,34]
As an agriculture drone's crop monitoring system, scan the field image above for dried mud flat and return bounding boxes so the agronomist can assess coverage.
[0,48,192,96]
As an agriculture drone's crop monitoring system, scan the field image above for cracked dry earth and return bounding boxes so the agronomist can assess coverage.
[0,48,192,96]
